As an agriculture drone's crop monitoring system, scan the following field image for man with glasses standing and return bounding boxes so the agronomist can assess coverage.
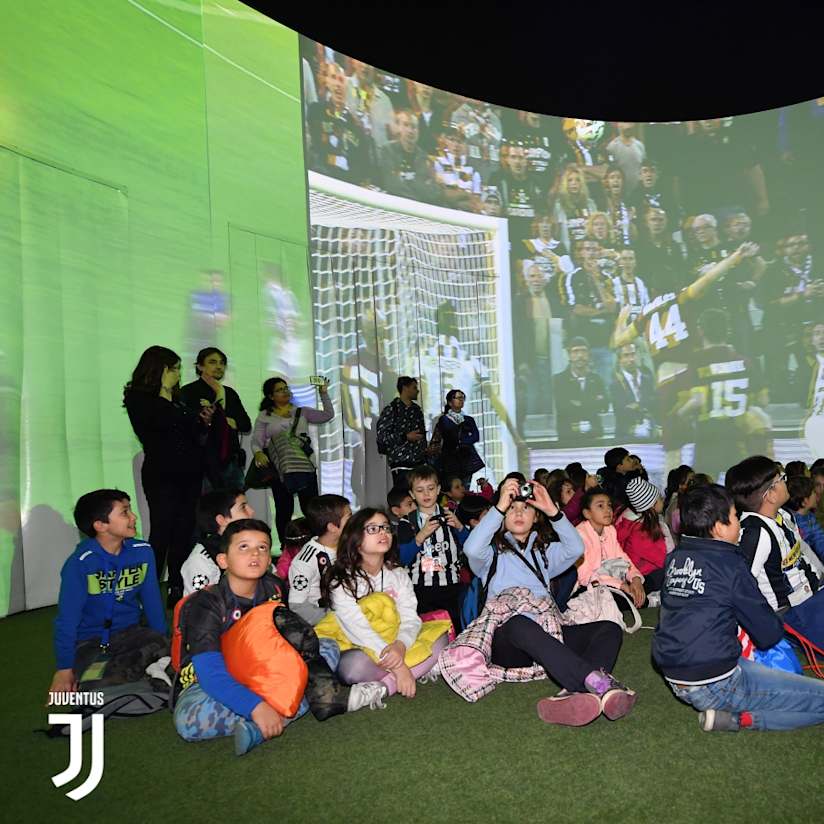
[726,456,824,648]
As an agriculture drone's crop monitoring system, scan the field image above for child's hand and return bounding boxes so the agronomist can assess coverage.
[47,669,77,704]
[416,518,440,544]
[251,701,284,739]
[623,577,645,608]
[379,640,407,670]
[444,510,463,530]
[394,664,417,699]
[498,478,522,511]
[529,481,559,517]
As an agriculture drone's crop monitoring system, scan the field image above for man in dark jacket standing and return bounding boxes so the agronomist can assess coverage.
[553,337,609,442]
[376,377,427,487]
[653,483,824,732]
[181,347,251,490]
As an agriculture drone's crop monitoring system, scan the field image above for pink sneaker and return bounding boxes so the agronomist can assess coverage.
[536,691,602,726]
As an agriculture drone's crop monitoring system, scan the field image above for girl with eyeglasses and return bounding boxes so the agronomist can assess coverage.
[319,509,449,700]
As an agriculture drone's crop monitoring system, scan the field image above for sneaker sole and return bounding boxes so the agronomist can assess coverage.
[536,693,602,726]
[601,689,637,721]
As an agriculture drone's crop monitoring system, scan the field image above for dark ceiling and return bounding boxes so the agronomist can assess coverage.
[249,3,824,120]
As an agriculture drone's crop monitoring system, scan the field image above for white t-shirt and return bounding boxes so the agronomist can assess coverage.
[181,544,220,596]
[289,538,337,625]
[329,566,421,658]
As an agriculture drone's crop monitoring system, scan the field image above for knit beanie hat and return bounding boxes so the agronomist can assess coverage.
[626,477,660,512]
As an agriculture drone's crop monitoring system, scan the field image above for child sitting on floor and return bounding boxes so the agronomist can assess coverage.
[575,487,645,608]
[786,474,824,565]
[319,508,450,699]
[441,475,467,512]
[173,519,386,755]
[274,517,311,581]
[288,495,351,625]
[181,489,256,596]
[614,477,674,598]
[653,483,824,732]
[49,489,168,700]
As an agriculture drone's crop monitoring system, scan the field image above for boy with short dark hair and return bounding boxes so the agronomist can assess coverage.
[726,455,824,648]
[653,483,824,731]
[289,495,351,625]
[49,489,167,698]
[387,486,416,524]
[456,494,491,530]
[786,474,824,564]
[181,489,255,596]
[174,519,386,755]
[398,465,468,631]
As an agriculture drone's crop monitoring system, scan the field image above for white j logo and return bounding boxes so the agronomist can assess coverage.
[49,714,105,801]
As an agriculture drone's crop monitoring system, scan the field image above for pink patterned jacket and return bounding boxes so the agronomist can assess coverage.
[438,586,571,703]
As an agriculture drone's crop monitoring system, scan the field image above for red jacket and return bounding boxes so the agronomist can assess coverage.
[614,513,667,575]
[563,489,585,526]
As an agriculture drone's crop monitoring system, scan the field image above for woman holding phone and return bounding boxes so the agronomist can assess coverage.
[252,376,335,541]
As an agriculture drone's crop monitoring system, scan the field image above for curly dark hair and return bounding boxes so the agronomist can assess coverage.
[321,508,400,602]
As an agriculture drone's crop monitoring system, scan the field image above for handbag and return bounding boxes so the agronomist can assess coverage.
[290,407,314,458]
[564,585,642,633]
[244,458,278,490]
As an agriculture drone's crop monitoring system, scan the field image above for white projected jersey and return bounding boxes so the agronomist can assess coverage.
[419,334,489,429]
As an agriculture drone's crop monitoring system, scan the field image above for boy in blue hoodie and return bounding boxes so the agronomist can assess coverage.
[48,489,167,698]
[653,483,824,732]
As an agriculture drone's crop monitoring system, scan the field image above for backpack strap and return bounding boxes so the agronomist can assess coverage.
[290,406,303,437]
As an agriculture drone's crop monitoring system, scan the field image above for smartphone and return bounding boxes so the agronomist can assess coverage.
[309,375,326,387]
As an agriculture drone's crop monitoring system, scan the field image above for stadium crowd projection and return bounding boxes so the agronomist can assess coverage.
[300,36,824,486]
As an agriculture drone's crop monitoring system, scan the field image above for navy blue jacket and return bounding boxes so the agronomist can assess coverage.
[652,535,784,683]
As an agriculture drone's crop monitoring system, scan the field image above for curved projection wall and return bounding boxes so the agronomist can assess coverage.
[300,35,824,501]
[2,4,823,615]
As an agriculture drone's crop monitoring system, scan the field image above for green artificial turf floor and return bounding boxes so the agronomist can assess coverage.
[3,603,823,824]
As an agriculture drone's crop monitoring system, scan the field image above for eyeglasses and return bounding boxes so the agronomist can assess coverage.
[364,523,393,535]
[762,473,787,499]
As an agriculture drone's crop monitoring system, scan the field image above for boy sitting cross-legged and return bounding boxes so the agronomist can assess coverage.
[173,519,386,755]
[653,483,824,732]
[48,489,168,700]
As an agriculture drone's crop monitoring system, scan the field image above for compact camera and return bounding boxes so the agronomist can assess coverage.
[430,513,450,526]
[519,482,535,499]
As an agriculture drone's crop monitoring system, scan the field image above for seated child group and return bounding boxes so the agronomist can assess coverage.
[49,448,824,753]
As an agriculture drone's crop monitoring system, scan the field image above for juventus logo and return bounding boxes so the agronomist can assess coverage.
[49,714,105,800]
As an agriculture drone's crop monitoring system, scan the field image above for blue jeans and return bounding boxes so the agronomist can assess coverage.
[669,657,824,731]
[174,637,340,741]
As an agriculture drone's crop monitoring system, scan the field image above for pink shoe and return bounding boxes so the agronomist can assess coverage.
[536,691,602,726]
[600,688,637,720]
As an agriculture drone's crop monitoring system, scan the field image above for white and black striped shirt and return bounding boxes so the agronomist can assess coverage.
[400,508,463,588]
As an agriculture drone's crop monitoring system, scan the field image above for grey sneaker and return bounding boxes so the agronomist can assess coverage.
[347,681,388,712]
[699,709,739,732]
[584,669,637,720]
[418,663,441,685]
[646,591,661,608]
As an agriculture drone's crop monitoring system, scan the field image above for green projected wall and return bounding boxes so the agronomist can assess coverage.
[0,0,309,615]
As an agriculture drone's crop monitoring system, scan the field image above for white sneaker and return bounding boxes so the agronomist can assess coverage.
[347,681,388,712]
[646,592,661,608]
[418,663,440,685]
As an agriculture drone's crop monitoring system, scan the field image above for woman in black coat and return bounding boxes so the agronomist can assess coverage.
[123,346,213,607]
[430,389,484,488]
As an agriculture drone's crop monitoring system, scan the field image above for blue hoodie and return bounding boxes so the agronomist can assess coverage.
[54,537,167,670]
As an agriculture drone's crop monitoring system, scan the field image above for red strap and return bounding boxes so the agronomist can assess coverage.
[784,623,824,679]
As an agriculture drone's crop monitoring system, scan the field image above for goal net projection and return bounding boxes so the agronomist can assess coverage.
[308,172,515,508]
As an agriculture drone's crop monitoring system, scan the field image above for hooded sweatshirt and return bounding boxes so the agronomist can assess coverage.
[575,520,643,588]
[54,537,166,669]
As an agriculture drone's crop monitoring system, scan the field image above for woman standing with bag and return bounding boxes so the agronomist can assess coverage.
[252,377,334,542]
[429,390,484,487]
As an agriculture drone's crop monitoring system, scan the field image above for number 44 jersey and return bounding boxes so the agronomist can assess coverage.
[635,290,694,380]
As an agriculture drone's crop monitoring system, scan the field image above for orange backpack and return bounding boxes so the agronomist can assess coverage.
[171,589,207,672]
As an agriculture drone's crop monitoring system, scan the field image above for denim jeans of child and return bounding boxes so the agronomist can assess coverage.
[669,656,824,731]
[174,637,340,741]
